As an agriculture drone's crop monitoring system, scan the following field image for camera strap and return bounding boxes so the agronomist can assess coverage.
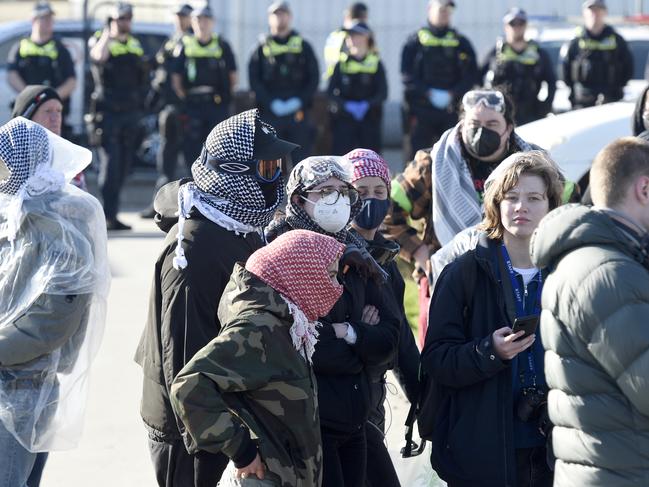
[500,244,542,318]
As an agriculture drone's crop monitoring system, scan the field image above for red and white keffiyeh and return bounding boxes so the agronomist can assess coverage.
[345,148,391,191]
[246,229,345,362]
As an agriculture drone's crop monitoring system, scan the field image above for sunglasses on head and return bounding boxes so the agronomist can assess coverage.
[202,146,282,182]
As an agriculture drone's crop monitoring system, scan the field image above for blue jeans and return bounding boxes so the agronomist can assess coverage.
[0,418,38,487]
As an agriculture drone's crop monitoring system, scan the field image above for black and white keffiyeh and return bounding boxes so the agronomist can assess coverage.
[173,109,284,270]
[268,156,365,246]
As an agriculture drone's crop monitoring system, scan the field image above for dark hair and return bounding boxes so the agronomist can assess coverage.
[458,85,516,128]
[632,84,649,136]
[590,137,649,207]
[348,2,368,19]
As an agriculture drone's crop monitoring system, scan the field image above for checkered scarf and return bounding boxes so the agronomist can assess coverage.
[268,156,364,246]
[345,148,391,191]
[246,230,345,362]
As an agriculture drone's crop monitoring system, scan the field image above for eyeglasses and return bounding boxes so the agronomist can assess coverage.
[462,90,505,113]
[202,146,282,182]
[305,186,359,205]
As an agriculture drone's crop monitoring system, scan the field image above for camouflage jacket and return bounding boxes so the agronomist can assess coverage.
[170,264,322,487]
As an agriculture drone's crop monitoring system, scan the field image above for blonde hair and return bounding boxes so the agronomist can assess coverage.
[479,150,563,240]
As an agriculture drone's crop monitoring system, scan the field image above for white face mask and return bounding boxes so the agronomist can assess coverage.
[303,192,351,233]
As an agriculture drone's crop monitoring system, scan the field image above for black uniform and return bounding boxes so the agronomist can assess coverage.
[327,51,387,155]
[88,31,148,221]
[149,31,187,195]
[171,33,236,166]
[401,24,478,159]
[248,30,319,167]
[481,39,556,125]
[7,36,76,129]
[561,25,633,109]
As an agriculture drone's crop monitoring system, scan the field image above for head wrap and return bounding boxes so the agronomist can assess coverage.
[277,155,364,246]
[246,230,345,362]
[345,148,391,191]
[173,109,286,269]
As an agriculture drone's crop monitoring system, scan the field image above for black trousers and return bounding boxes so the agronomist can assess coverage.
[515,446,553,487]
[321,426,367,487]
[155,104,183,190]
[147,438,229,487]
[365,421,400,487]
[98,110,141,219]
[407,108,457,160]
[330,115,382,156]
[182,102,229,169]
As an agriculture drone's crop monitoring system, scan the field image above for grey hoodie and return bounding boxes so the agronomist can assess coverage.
[531,204,649,487]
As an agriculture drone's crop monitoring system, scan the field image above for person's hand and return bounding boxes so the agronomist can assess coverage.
[361,305,380,325]
[332,322,349,338]
[492,327,535,360]
[236,453,265,480]
[341,244,389,284]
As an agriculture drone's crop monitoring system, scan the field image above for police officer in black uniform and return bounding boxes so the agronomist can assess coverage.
[401,0,478,159]
[7,1,76,138]
[171,5,237,169]
[140,3,193,219]
[88,2,147,231]
[482,8,556,125]
[561,0,633,109]
[248,1,319,167]
[327,21,387,155]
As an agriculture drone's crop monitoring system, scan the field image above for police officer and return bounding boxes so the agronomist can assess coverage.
[140,3,193,219]
[248,1,319,167]
[401,0,477,159]
[323,2,368,79]
[482,8,556,125]
[7,1,76,137]
[171,5,237,169]
[327,21,387,155]
[88,2,147,231]
[561,0,633,109]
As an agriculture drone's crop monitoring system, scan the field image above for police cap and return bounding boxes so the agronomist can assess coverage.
[503,7,527,24]
[429,0,456,7]
[345,21,372,36]
[110,2,133,20]
[173,3,193,16]
[268,1,290,14]
[583,0,606,9]
[192,5,214,18]
[32,1,55,18]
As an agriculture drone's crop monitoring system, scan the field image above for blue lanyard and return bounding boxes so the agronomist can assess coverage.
[500,244,542,318]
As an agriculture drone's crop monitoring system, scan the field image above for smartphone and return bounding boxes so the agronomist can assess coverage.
[511,315,539,341]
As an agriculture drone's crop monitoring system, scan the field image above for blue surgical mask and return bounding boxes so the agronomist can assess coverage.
[354,198,390,230]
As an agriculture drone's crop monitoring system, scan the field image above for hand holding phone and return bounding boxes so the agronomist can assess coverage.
[511,315,539,341]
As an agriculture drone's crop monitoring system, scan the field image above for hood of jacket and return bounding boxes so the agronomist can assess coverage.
[217,263,291,330]
[153,178,193,234]
[531,204,648,270]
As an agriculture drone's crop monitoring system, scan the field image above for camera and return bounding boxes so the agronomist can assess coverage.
[516,387,546,423]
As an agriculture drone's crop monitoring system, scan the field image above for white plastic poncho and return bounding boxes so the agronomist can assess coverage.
[0,117,110,451]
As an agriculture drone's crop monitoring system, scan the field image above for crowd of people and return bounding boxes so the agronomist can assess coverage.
[1,1,649,487]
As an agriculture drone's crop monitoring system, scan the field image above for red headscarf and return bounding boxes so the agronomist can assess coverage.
[245,229,345,321]
[345,148,391,191]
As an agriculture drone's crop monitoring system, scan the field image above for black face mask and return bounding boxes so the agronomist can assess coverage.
[259,179,281,207]
[466,126,504,158]
[354,198,390,230]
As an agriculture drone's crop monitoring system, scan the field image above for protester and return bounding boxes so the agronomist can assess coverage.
[328,22,387,155]
[421,151,563,486]
[346,148,420,487]
[267,155,400,487]
[531,137,649,487]
[12,84,87,190]
[385,88,539,346]
[170,230,345,487]
[134,109,297,487]
[401,0,478,158]
[0,117,109,487]
[561,0,633,109]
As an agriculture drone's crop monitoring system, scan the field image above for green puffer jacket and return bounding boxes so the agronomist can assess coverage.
[170,264,322,487]
[531,204,649,487]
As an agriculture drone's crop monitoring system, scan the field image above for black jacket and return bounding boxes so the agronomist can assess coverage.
[421,234,525,487]
[134,180,264,441]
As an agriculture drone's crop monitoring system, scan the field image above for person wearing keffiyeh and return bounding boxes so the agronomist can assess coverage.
[134,108,298,487]
[267,155,401,487]
[170,230,345,487]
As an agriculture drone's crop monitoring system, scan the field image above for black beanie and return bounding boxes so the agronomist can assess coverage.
[11,85,62,119]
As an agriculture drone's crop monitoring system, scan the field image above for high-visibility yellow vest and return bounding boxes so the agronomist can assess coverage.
[262,35,303,58]
[182,34,223,59]
[19,39,58,59]
[417,28,460,48]
[339,52,380,75]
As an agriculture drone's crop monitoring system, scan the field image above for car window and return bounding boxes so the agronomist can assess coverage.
[0,36,20,69]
